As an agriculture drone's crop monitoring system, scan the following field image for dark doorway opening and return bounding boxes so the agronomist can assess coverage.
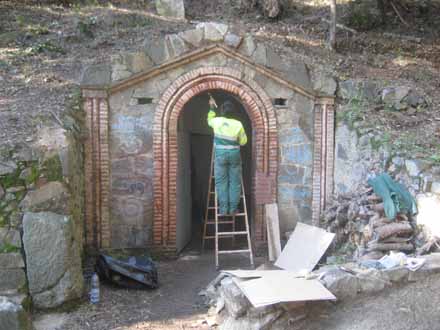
[176,90,253,253]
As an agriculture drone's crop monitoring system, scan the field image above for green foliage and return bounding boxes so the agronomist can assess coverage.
[0,242,20,254]
[0,166,25,190]
[24,163,40,186]
[370,132,391,151]
[346,0,382,31]
[26,41,65,55]
[26,24,50,36]
[337,96,364,130]
[77,16,97,38]
[429,154,440,165]
[15,15,26,27]
[42,155,63,182]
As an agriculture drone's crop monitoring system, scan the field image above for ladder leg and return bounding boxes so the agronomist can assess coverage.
[202,147,215,252]
[215,186,219,270]
[232,214,236,247]
[241,176,254,268]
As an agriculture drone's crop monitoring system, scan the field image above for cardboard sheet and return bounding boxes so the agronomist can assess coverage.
[232,272,336,307]
[275,222,335,274]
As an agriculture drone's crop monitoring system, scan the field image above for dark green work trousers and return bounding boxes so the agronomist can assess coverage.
[214,148,242,215]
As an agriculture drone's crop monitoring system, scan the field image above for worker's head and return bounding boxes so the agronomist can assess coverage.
[219,100,234,118]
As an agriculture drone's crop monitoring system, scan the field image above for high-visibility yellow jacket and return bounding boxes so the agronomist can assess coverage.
[207,108,247,148]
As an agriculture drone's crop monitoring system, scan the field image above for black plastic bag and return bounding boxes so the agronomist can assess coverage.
[96,254,158,289]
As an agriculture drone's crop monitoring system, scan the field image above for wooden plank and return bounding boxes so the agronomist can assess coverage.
[265,203,282,261]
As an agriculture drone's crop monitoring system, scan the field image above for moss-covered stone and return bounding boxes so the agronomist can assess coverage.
[41,155,63,182]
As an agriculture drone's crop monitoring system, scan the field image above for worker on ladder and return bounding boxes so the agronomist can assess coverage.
[207,95,247,216]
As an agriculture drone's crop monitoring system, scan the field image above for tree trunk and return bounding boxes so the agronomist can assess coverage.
[329,0,337,50]
[261,0,281,18]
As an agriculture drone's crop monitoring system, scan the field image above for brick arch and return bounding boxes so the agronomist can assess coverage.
[153,67,278,251]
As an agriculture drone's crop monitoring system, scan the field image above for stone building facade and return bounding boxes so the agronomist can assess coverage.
[80,24,335,254]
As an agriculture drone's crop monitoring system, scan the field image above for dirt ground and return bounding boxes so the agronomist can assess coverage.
[50,252,262,330]
[35,253,440,330]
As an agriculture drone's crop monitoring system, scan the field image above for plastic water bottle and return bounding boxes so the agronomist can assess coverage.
[90,273,100,304]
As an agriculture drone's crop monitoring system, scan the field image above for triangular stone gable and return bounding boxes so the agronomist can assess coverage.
[82,44,331,101]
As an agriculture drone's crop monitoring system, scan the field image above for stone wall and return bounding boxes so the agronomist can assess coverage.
[334,79,440,243]
[105,43,315,248]
[0,90,85,320]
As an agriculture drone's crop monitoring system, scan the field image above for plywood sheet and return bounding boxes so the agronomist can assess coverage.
[275,222,335,274]
[222,270,295,279]
[233,273,336,307]
[265,203,282,261]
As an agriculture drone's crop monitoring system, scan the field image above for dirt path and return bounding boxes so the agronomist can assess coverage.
[37,259,440,330]
[51,252,260,330]
[295,274,440,330]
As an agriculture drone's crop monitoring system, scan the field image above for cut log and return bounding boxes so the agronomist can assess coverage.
[374,222,412,240]
[370,203,385,213]
[396,213,408,222]
[381,235,413,243]
[371,217,393,228]
[367,242,414,252]
[367,194,382,203]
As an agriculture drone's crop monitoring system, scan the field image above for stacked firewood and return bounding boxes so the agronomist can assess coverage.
[322,185,416,260]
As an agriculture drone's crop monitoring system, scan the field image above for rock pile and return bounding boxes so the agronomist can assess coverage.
[323,185,417,261]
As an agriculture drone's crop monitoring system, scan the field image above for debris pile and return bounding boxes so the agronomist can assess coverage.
[323,185,417,261]
[201,273,309,329]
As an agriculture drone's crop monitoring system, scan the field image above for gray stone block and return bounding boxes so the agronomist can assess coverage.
[0,269,26,292]
[20,182,69,214]
[312,71,337,96]
[224,33,242,48]
[23,212,83,309]
[238,35,256,57]
[166,34,188,58]
[0,160,17,176]
[179,28,204,47]
[219,277,250,319]
[0,228,22,249]
[144,38,171,65]
[198,22,228,42]
[80,64,111,86]
[319,267,360,300]
[356,269,391,293]
[0,296,33,330]
[383,267,409,283]
[0,253,25,269]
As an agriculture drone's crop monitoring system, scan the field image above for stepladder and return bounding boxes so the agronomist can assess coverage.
[201,146,254,270]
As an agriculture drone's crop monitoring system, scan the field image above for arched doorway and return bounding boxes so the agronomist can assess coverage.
[152,67,278,253]
[176,90,252,252]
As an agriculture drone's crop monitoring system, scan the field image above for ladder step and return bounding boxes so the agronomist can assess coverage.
[218,249,251,254]
[218,231,248,236]
[205,221,234,225]
[204,235,235,239]
[218,213,246,217]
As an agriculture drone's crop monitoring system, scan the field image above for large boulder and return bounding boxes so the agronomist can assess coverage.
[22,212,83,309]
[155,0,185,19]
[218,277,250,318]
[19,182,69,214]
[318,266,360,300]
[0,296,33,330]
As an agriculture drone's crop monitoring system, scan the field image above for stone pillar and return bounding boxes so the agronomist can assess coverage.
[83,90,111,249]
[312,101,335,225]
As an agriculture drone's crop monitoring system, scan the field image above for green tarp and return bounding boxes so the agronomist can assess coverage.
[367,173,418,220]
